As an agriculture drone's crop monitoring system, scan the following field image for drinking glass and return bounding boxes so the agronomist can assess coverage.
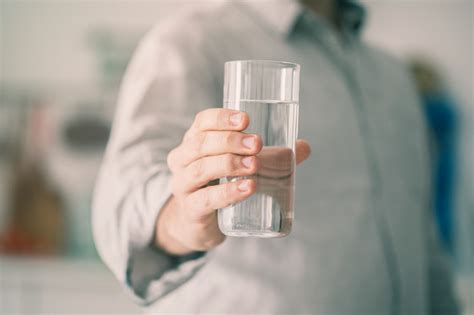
[218,60,300,238]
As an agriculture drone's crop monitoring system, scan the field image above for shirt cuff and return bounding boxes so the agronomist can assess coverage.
[126,246,207,306]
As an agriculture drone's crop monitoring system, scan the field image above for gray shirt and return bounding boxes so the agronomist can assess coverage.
[92,0,459,314]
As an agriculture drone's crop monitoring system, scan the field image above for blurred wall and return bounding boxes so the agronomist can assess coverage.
[0,0,193,87]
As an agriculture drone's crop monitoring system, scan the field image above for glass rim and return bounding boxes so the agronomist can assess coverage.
[225,59,300,69]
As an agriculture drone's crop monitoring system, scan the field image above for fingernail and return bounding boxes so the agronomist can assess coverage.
[238,180,250,192]
[242,156,253,168]
[242,136,256,149]
[230,113,242,126]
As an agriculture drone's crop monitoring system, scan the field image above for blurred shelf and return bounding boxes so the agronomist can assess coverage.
[0,255,141,314]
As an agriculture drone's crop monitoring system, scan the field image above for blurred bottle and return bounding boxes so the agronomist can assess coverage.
[0,102,66,256]
[1,160,66,255]
[410,59,458,253]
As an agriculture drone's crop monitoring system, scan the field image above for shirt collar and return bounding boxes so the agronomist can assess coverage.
[237,0,303,37]
[339,0,366,35]
[240,0,366,37]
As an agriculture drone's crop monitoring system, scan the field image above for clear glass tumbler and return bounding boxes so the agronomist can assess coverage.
[218,60,300,238]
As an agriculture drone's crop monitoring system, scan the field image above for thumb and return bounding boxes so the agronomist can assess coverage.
[295,139,311,165]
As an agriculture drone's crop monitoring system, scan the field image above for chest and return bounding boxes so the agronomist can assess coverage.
[213,30,427,206]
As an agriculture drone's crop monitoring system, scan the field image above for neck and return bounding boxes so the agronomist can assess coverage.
[301,0,341,29]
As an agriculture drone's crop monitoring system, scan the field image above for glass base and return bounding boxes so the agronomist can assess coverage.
[221,229,288,238]
[217,191,294,238]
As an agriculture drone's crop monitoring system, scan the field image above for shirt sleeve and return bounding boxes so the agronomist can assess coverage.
[92,23,221,305]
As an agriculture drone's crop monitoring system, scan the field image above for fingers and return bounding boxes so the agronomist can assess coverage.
[168,131,262,169]
[296,139,311,165]
[191,108,249,132]
[171,154,259,194]
[184,179,256,219]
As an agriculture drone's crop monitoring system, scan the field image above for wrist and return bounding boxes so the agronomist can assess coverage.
[155,196,195,256]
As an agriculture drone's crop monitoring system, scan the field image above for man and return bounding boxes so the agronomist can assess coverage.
[93,0,460,313]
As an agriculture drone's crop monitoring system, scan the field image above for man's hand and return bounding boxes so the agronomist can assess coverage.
[155,108,311,255]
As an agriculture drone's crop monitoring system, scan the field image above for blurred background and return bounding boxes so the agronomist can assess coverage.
[0,0,472,313]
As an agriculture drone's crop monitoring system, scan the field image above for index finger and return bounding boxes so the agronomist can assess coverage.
[191,108,249,132]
